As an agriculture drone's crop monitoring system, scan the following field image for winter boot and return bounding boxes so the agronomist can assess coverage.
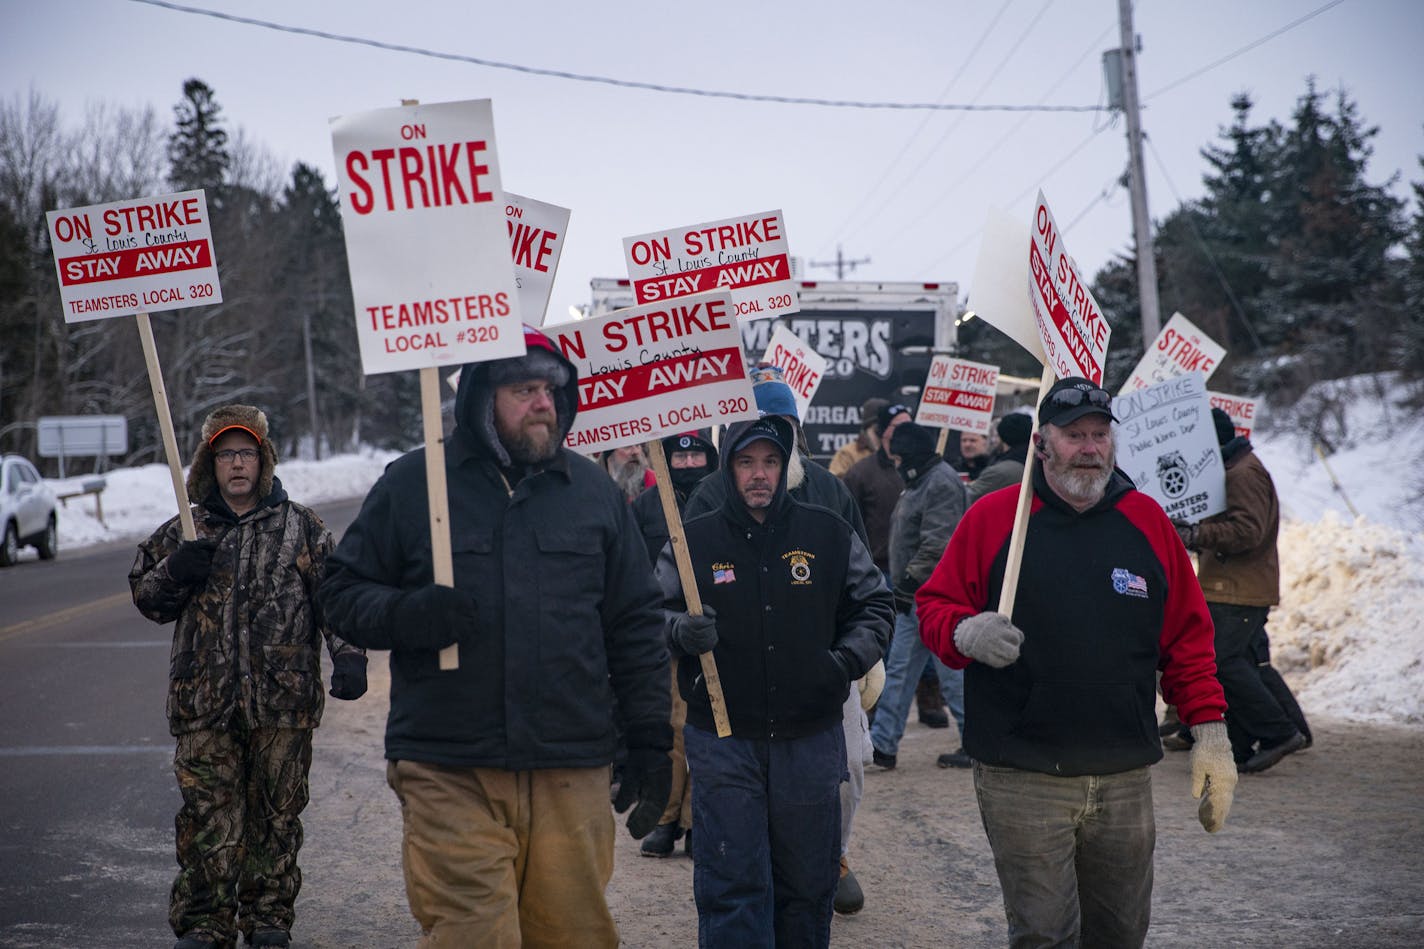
[834,855,865,915]
[915,676,948,728]
[640,821,683,858]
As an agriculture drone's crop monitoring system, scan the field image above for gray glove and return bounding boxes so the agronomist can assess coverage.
[670,604,718,655]
[1189,720,1237,833]
[953,612,1023,668]
[1171,519,1198,550]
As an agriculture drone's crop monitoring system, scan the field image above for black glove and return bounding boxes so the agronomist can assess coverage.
[829,648,855,687]
[612,746,673,840]
[329,653,368,700]
[1172,519,1198,550]
[892,576,920,615]
[391,584,476,651]
[670,604,718,655]
[166,538,218,585]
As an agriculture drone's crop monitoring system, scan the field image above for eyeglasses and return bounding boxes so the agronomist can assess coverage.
[215,448,259,463]
[1046,387,1111,411]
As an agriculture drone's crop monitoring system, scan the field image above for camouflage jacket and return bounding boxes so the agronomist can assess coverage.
[130,478,360,735]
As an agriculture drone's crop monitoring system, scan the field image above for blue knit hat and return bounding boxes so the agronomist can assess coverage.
[749,362,799,421]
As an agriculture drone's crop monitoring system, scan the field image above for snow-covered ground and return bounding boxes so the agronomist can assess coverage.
[24,374,1424,726]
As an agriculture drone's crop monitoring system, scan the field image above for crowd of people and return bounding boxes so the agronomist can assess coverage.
[131,329,1310,949]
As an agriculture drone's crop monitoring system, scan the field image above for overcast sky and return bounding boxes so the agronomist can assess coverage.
[6,0,1422,329]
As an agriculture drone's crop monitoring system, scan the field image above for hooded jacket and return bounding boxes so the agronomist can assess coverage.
[1193,438,1280,607]
[129,404,360,735]
[657,418,893,740]
[966,443,1030,505]
[318,330,671,769]
[842,448,904,570]
[915,463,1225,776]
[888,455,968,591]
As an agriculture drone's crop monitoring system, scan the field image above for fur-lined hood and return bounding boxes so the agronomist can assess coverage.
[186,404,278,503]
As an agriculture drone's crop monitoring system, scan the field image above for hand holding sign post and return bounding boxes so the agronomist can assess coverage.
[332,98,523,671]
[545,292,755,737]
[46,189,224,541]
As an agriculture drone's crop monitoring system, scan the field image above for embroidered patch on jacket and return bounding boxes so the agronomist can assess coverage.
[712,562,737,584]
[782,548,816,586]
[1111,567,1149,599]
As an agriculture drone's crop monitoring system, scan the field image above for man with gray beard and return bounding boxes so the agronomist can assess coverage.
[915,377,1236,949]
[601,443,652,503]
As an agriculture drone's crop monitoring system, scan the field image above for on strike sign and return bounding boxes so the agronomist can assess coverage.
[505,192,569,325]
[1116,373,1226,523]
[1028,191,1110,384]
[623,210,798,321]
[1121,311,1225,394]
[761,325,827,420]
[46,190,221,322]
[547,293,757,454]
[1208,391,1259,440]
[331,98,523,375]
[916,356,999,435]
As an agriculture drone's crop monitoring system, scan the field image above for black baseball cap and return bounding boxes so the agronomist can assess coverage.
[730,417,792,458]
[1038,377,1118,427]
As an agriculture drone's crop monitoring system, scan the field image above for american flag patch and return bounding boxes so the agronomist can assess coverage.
[714,567,736,584]
[1111,568,1148,599]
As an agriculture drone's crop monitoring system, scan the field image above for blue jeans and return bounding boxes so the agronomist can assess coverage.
[974,763,1155,949]
[684,723,845,949]
[870,606,965,756]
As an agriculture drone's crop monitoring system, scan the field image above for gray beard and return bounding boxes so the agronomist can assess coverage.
[1054,464,1112,506]
[612,461,646,501]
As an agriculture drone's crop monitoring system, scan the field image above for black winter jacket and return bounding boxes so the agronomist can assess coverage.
[658,419,893,740]
[319,341,671,769]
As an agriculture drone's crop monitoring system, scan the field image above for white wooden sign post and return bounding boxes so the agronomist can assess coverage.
[46,189,224,541]
[504,192,570,325]
[545,292,756,737]
[1120,311,1225,394]
[761,324,827,421]
[332,97,523,671]
[917,355,1000,455]
[1115,374,1226,522]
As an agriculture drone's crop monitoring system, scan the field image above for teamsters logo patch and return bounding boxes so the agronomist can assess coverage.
[783,549,815,585]
[1111,568,1149,599]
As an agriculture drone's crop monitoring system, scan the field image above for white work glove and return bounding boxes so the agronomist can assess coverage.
[1188,721,1237,833]
[953,613,1023,668]
[857,659,886,711]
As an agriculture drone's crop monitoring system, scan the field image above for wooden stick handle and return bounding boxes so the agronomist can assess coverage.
[648,439,732,737]
[416,367,459,671]
[996,367,1055,617]
[135,312,196,541]
[935,426,951,457]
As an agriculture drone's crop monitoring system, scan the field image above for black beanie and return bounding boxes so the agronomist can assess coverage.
[890,421,937,459]
[996,412,1032,447]
[1212,407,1236,446]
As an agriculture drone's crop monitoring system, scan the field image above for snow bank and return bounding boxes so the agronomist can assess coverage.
[1271,513,1424,726]
[49,449,399,550]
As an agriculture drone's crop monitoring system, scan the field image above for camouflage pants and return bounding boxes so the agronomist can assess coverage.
[170,725,313,944]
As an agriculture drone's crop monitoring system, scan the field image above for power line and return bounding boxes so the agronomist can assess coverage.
[127,0,1104,114]
[1143,0,1348,102]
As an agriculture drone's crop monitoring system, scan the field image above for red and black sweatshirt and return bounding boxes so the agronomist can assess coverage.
[916,465,1225,776]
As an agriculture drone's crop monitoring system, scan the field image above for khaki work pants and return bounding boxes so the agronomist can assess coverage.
[659,667,693,829]
[386,760,617,948]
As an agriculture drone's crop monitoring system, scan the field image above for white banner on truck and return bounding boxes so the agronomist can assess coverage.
[1115,373,1226,523]
[1208,391,1260,440]
[1028,191,1110,384]
[331,98,524,375]
[761,325,827,420]
[547,293,757,454]
[47,190,222,322]
[1121,311,1225,394]
[504,192,569,326]
[916,356,999,435]
[623,210,798,321]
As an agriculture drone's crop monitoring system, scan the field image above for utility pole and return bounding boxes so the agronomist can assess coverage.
[1116,0,1161,343]
[809,245,870,280]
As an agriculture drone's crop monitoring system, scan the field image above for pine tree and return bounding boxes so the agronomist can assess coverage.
[167,79,229,195]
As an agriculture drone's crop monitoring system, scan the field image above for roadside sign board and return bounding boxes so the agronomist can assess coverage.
[916,356,999,435]
[1121,311,1225,393]
[1028,191,1110,384]
[1115,373,1226,523]
[1208,391,1260,440]
[37,416,128,457]
[623,210,798,321]
[46,190,222,322]
[546,292,757,453]
[761,324,827,420]
[331,98,524,374]
[505,192,569,325]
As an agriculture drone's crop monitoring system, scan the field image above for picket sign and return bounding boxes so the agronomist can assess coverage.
[645,439,732,738]
[46,188,225,541]
[970,195,1109,617]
